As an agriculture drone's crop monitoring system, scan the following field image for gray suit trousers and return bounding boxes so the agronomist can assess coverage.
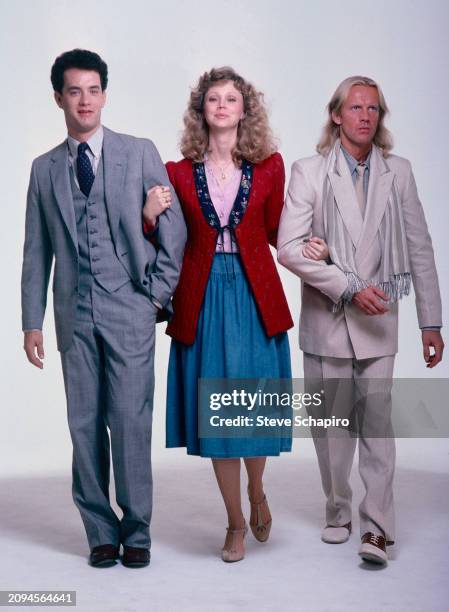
[61,281,157,549]
[304,353,396,543]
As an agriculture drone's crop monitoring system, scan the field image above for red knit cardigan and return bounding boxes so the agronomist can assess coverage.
[166,152,293,345]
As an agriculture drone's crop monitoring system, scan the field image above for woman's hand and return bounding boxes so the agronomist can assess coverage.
[143,186,172,227]
[302,236,329,261]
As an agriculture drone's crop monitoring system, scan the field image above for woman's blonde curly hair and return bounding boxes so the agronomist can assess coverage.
[180,67,277,165]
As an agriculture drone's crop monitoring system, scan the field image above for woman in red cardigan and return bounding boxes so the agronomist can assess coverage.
[149,68,294,563]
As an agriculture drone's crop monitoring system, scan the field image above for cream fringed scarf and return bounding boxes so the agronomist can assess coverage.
[323,144,411,311]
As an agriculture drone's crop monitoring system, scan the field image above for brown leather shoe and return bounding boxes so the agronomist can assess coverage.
[89,544,119,567]
[122,546,151,568]
[358,532,388,565]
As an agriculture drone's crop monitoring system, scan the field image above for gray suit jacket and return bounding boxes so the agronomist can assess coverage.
[277,143,442,360]
[21,126,187,352]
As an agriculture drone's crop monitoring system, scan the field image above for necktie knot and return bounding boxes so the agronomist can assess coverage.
[78,142,90,155]
[356,163,366,178]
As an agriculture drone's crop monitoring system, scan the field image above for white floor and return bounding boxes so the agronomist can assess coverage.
[1,439,448,612]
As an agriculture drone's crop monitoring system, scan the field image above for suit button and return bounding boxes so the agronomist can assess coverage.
[142,280,148,286]
[88,201,95,206]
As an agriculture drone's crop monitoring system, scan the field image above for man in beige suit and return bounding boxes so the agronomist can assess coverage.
[278,76,444,565]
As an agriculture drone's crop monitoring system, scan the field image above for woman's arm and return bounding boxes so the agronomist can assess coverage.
[264,152,285,248]
[143,185,172,233]
[302,236,329,261]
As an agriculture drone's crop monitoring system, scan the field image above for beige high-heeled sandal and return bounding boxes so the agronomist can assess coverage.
[221,522,248,563]
[248,487,272,543]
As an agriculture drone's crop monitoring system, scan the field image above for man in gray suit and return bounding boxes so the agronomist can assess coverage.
[278,76,444,565]
[21,49,186,568]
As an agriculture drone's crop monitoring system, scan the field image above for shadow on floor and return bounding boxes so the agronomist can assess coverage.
[1,456,448,559]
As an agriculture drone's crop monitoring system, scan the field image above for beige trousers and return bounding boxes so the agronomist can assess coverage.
[303,353,396,542]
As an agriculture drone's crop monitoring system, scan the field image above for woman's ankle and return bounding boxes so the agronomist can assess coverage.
[228,514,245,530]
[248,482,264,503]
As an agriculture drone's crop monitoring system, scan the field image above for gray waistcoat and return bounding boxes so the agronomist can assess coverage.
[70,157,130,296]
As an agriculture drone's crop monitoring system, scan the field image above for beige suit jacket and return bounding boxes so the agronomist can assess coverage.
[277,143,442,360]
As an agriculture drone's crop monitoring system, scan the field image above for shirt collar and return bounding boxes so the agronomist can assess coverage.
[341,144,371,175]
[67,125,104,159]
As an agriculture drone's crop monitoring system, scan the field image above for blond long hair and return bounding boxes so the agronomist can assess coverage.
[316,76,393,157]
[180,67,277,165]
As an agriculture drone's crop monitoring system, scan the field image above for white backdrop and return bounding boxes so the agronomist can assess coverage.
[0,0,448,477]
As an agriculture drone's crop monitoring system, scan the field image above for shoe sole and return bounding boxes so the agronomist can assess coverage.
[122,560,150,568]
[359,552,387,565]
[358,545,387,565]
[89,559,118,568]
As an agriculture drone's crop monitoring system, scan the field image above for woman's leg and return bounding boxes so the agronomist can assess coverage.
[212,458,246,560]
[244,456,266,502]
[212,458,245,527]
[244,457,272,539]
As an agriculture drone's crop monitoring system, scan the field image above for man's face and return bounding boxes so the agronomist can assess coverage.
[332,85,380,152]
[54,68,106,138]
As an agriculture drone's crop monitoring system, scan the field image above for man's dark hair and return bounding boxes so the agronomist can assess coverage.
[51,49,108,93]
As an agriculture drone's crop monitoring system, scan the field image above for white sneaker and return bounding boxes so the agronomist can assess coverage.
[321,522,352,544]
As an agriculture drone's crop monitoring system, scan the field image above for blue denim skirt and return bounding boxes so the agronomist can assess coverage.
[166,254,292,458]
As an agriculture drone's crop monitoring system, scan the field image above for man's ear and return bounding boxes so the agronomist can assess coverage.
[101,89,107,108]
[54,91,63,108]
[331,110,342,126]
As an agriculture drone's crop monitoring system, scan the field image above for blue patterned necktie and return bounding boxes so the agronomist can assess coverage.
[77,142,95,196]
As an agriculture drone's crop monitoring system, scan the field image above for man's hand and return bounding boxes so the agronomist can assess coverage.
[422,330,444,368]
[302,237,329,261]
[23,331,45,369]
[352,286,389,315]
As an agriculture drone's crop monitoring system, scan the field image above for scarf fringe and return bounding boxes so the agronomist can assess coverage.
[333,272,411,312]
[378,273,411,302]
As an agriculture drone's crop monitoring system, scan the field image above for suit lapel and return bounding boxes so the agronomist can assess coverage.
[355,146,393,266]
[50,142,77,250]
[327,145,363,248]
[102,127,127,245]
